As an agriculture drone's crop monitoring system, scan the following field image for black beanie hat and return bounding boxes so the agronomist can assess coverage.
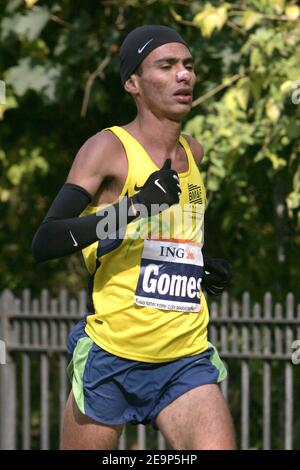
[119,25,189,84]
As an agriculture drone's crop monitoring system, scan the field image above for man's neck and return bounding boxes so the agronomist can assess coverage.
[126,113,182,158]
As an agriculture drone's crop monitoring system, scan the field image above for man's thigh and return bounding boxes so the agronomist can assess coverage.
[155,384,236,450]
[61,391,124,450]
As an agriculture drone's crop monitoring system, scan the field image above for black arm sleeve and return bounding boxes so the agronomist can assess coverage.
[31,183,138,263]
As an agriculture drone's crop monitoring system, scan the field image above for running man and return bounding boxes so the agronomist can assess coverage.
[32,25,235,450]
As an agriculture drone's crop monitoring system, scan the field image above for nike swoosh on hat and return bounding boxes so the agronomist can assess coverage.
[137,38,154,54]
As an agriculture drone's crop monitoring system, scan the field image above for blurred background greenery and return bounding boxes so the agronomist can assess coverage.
[1,0,300,302]
[1,0,300,450]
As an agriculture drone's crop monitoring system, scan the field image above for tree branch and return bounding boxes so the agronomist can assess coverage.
[50,14,72,29]
[81,56,110,118]
[192,73,243,108]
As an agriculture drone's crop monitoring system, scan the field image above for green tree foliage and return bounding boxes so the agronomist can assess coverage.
[0,0,299,300]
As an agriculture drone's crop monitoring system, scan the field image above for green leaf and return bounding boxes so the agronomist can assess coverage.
[193,3,229,37]
[6,58,61,101]
[207,176,220,191]
[0,189,10,202]
[25,0,39,6]
[265,98,280,122]
[280,80,293,94]
[242,11,263,30]
[0,95,18,120]
[285,5,300,20]
[236,77,251,110]
[7,164,23,186]
[1,6,50,41]
[250,48,262,68]
[266,151,287,170]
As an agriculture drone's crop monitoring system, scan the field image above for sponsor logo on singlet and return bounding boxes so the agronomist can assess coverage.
[188,183,203,204]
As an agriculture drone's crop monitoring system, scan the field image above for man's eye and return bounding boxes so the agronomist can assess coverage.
[161,65,171,69]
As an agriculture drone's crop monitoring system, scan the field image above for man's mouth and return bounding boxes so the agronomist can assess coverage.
[173,87,192,103]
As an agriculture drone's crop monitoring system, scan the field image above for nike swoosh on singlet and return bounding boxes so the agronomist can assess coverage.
[134,183,143,191]
[137,38,154,54]
[154,179,167,194]
[69,230,78,247]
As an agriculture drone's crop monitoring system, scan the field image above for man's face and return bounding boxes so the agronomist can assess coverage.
[134,42,196,121]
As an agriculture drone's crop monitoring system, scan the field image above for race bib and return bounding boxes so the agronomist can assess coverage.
[134,239,203,312]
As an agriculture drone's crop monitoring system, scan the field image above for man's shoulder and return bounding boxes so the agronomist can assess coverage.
[83,128,124,155]
[73,128,126,169]
[66,128,125,191]
[182,133,204,166]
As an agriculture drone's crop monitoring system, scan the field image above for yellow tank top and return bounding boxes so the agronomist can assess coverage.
[82,126,209,362]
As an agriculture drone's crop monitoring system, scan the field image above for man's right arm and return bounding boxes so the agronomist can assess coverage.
[31,131,129,263]
[31,132,181,263]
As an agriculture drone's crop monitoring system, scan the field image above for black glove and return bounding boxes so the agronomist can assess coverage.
[202,254,233,295]
[131,158,181,216]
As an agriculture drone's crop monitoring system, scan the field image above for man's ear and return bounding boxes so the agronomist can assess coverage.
[124,75,139,95]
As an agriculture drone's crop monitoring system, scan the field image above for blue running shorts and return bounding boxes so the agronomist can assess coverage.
[67,319,227,427]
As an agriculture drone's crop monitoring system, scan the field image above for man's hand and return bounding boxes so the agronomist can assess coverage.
[131,158,181,216]
[202,254,233,295]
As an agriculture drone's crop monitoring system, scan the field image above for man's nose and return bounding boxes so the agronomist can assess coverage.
[176,70,191,82]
